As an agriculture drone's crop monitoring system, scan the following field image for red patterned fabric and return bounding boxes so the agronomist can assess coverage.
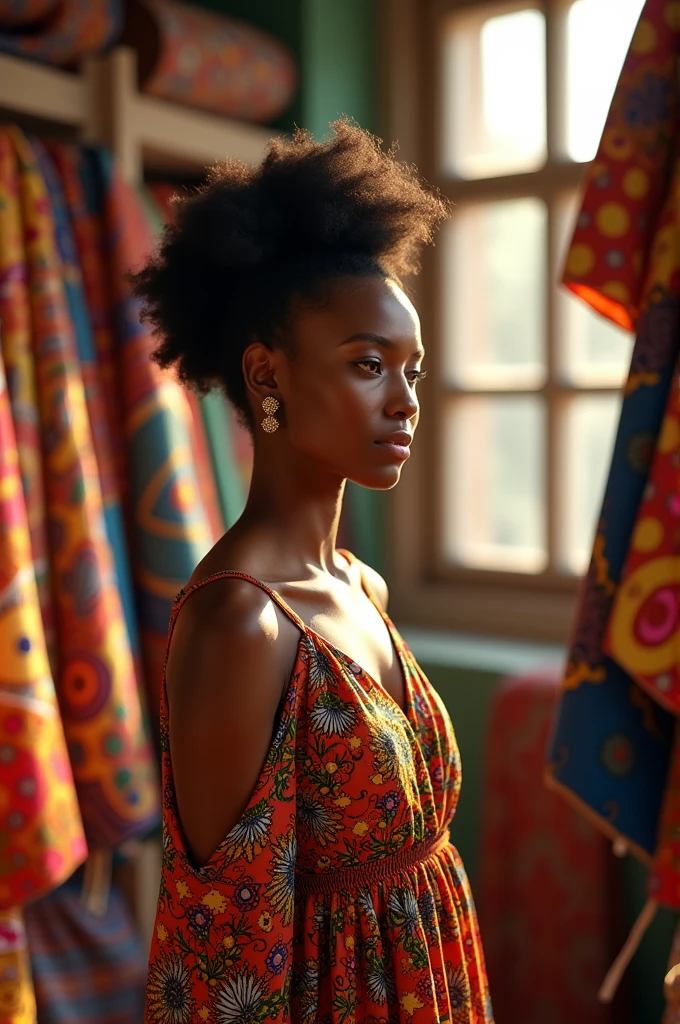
[124,0,297,122]
[561,0,679,330]
[479,671,631,1023]
[6,127,159,850]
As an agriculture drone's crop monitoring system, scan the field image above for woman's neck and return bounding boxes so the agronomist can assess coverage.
[237,453,347,575]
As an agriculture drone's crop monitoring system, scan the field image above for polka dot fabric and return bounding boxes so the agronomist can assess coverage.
[549,0,680,918]
[146,555,493,1023]
[562,0,680,330]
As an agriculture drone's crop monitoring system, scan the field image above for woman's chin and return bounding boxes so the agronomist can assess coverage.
[348,464,404,490]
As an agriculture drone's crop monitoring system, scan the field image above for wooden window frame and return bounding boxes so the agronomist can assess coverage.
[379,0,627,644]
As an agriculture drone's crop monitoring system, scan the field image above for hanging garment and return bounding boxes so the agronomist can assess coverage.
[24,874,145,1024]
[146,182,248,531]
[41,141,140,661]
[80,149,216,723]
[0,910,36,1024]
[0,336,86,930]
[546,0,680,996]
[3,126,159,849]
[0,344,86,1020]
[147,551,493,1024]
[139,184,224,544]
[0,133,56,664]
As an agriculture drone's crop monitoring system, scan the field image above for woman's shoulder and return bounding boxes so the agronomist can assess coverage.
[341,549,389,613]
[167,566,302,716]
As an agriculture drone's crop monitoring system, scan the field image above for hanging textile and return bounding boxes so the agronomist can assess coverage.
[2,126,159,850]
[0,344,86,1022]
[0,910,36,1024]
[0,160,86,910]
[147,180,248,529]
[546,0,680,992]
[139,184,225,542]
[0,350,87,895]
[78,148,215,719]
[24,873,145,1024]
[41,142,140,659]
[0,133,56,665]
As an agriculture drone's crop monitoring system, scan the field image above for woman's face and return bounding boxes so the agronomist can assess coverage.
[267,275,424,490]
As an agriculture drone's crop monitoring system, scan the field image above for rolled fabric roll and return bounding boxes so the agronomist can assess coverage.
[122,0,298,122]
[0,0,122,66]
[0,0,60,27]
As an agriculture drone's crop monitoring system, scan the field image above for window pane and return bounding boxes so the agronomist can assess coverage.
[560,295,633,386]
[442,8,546,178]
[566,0,645,163]
[558,395,621,574]
[442,199,547,388]
[555,196,633,386]
[442,396,547,572]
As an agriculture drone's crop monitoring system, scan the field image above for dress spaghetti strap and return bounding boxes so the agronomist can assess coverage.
[172,549,367,635]
[171,569,307,635]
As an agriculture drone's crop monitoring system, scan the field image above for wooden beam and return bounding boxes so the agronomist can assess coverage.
[0,53,87,126]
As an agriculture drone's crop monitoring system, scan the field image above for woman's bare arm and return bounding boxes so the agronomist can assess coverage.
[165,580,300,867]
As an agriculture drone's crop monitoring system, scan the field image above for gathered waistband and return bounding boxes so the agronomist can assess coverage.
[296,829,451,897]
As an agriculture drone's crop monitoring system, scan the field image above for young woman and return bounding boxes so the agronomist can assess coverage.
[134,120,493,1024]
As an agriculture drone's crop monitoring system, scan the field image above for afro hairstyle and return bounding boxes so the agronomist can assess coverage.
[130,117,450,430]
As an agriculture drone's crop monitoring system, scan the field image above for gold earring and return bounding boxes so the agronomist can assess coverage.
[261,396,280,433]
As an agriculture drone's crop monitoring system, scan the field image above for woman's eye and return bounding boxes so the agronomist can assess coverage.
[407,370,427,384]
[355,359,382,375]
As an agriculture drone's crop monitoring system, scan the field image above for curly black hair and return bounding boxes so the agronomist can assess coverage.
[131,118,450,430]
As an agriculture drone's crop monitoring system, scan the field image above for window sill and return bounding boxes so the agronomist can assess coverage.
[400,625,565,677]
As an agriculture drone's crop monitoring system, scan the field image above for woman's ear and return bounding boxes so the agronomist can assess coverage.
[242,341,279,398]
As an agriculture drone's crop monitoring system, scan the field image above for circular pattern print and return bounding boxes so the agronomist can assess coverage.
[61,652,112,722]
[600,733,635,777]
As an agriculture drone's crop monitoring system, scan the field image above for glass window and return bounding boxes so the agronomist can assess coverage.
[442,199,547,388]
[442,8,547,178]
[557,395,621,573]
[442,396,547,571]
[566,0,645,162]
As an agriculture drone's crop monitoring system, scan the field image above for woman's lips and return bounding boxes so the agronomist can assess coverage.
[374,440,411,460]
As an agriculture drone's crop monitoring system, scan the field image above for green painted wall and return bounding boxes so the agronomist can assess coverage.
[301,0,378,138]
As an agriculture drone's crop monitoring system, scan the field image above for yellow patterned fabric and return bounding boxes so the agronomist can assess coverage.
[0,910,36,1024]
[4,127,158,851]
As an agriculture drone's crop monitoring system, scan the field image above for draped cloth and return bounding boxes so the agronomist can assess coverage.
[146,181,248,531]
[0,309,86,1018]
[84,149,216,719]
[0,124,235,1020]
[546,0,680,990]
[3,127,159,851]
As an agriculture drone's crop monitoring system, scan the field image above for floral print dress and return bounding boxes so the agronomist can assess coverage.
[145,551,493,1024]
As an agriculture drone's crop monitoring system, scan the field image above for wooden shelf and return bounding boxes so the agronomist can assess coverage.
[0,47,273,183]
[0,52,89,126]
[136,93,271,172]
